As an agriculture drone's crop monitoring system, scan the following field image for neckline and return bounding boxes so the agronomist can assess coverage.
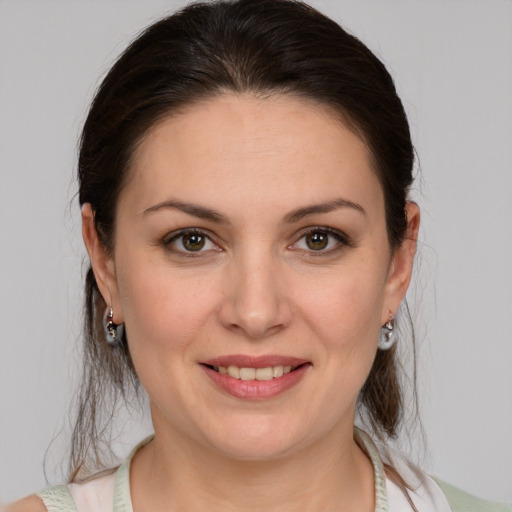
[113,428,389,512]
[354,428,389,512]
[113,435,154,512]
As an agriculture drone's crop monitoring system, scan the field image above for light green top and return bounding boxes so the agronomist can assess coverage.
[433,479,512,512]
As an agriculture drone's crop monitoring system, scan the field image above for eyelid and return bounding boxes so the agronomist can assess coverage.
[161,226,350,256]
[289,226,351,253]
[163,228,221,255]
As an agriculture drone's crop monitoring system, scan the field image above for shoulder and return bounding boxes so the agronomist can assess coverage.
[5,486,75,512]
[433,478,512,512]
[385,461,511,512]
[2,495,47,512]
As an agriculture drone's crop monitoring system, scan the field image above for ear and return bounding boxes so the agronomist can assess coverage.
[81,203,124,324]
[381,202,420,324]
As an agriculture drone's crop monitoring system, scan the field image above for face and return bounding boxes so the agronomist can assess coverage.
[84,94,417,461]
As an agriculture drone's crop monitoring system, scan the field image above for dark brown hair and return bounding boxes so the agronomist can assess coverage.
[72,0,417,490]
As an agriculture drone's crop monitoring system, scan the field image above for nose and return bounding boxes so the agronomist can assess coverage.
[218,250,293,339]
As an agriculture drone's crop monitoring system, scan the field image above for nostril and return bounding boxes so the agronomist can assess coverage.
[217,277,293,339]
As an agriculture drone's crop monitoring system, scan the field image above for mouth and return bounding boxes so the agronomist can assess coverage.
[199,356,311,399]
[202,363,307,381]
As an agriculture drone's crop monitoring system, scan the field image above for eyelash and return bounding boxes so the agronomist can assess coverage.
[163,228,220,257]
[163,226,351,257]
[289,226,351,256]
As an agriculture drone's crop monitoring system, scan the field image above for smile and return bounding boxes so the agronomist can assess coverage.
[209,364,298,380]
[200,358,311,400]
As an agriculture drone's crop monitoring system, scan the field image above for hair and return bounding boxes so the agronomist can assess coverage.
[72,0,418,497]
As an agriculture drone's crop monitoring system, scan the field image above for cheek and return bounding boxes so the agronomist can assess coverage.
[115,253,221,360]
[294,262,387,348]
[278,265,386,438]
[291,257,388,403]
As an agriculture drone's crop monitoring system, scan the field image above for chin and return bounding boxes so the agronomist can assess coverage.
[196,416,312,462]
[212,436,300,462]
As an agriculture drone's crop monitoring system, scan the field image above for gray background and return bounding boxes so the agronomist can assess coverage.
[1,0,511,503]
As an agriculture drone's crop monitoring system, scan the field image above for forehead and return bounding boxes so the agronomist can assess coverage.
[122,93,382,217]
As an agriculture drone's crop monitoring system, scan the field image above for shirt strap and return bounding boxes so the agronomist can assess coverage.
[36,485,76,512]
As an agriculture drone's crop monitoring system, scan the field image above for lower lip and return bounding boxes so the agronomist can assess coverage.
[201,364,311,400]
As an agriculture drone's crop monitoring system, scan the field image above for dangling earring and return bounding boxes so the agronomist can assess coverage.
[378,314,395,350]
[103,306,124,345]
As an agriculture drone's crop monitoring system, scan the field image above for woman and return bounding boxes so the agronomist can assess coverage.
[7,0,511,510]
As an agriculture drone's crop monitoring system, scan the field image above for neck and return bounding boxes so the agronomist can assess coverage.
[130,422,375,512]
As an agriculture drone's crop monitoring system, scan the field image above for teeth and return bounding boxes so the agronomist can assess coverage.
[273,366,284,378]
[255,367,274,381]
[240,367,256,381]
[216,364,299,380]
[227,365,240,379]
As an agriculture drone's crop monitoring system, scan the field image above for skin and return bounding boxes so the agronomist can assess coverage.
[9,94,419,511]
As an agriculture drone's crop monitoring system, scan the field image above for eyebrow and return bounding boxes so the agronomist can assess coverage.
[282,198,366,223]
[142,200,229,224]
[142,197,366,224]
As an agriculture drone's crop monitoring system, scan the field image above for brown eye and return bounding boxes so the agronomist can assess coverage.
[291,227,349,254]
[165,229,220,256]
[305,231,329,250]
[182,232,206,251]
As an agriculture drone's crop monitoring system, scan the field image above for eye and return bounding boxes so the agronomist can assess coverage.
[292,228,348,253]
[304,231,329,251]
[165,229,219,254]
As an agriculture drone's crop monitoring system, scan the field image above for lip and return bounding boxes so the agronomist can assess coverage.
[199,355,311,400]
[201,354,309,368]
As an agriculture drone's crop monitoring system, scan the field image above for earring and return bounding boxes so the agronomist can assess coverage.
[103,306,124,345]
[377,314,396,350]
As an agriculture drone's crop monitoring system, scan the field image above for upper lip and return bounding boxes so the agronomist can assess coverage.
[200,355,310,368]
